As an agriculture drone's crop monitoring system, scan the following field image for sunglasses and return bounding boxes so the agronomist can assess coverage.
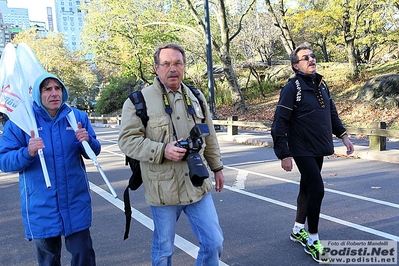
[299,53,316,61]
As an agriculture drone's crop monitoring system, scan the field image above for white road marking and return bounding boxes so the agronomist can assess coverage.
[89,182,229,266]
[223,184,399,242]
[232,170,247,189]
[224,165,399,209]
[92,141,399,255]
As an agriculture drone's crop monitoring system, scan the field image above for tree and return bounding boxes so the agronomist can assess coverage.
[95,76,142,114]
[286,0,339,62]
[263,0,296,56]
[234,10,282,65]
[12,28,99,111]
[353,1,399,63]
[81,0,179,83]
[232,9,284,96]
[286,0,398,78]
[184,0,257,113]
[314,0,395,78]
[81,0,256,113]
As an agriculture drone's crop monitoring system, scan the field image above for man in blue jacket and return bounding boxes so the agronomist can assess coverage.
[0,73,100,266]
[271,43,354,263]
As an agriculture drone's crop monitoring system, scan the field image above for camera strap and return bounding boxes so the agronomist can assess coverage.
[182,90,195,117]
[161,92,178,141]
[160,83,198,141]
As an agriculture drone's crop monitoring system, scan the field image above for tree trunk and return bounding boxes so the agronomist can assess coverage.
[218,49,247,112]
[264,0,295,55]
[185,0,248,113]
[345,39,358,79]
[215,0,246,112]
[321,40,329,62]
[343,7,359,79]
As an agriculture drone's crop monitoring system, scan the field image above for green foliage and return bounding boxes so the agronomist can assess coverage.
[80,0,182,83]
[71,0,399,115]
[213,81,233,106]
[286,0,398,65]
[363,60,399,77]
[244,80,278,100]
[183,76,232,106]
[94,76,142,114]
[12,28,99,111]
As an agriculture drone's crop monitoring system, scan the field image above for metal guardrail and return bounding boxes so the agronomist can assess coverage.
[89,115,120,124]
[89,115,398,151]
[212,117,398,151]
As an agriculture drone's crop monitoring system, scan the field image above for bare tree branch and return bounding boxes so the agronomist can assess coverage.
[229,0,256,41]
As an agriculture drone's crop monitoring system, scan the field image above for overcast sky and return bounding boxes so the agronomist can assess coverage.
[7,0,55,23]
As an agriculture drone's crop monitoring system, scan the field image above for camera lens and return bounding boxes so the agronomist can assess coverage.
[186,153,209,186]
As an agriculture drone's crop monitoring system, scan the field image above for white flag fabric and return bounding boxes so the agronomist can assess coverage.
[16,42,46,99]
[0,42,116,195]
[0,43,51,188]
[0,43,37,135]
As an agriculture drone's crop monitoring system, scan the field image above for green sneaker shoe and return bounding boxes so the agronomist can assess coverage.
[304,240,331,263]
[290,228,309,247]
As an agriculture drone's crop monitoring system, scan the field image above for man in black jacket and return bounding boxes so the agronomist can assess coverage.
[271,42,354,263]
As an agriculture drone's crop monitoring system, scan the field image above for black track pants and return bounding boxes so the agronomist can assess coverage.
[293,156,325,234]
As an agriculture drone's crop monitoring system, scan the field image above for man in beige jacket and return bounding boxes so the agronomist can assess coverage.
[118,43,224,266]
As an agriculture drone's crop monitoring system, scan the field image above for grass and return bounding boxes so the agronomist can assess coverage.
[216,60,399,130]
[326,60,399,129]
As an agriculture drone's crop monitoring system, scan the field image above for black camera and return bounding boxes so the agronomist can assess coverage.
[175,124,210,186]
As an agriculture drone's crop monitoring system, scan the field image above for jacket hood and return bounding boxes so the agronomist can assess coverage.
[32,73,69,109]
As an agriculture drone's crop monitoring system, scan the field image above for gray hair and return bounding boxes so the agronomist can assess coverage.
[153,43,186,65]
[290,42,312,72]
[40,77,63,91]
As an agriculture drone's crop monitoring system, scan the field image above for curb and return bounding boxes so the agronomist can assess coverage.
[93,126,398,164]
[216,132,399,164]
[333,145,399,164]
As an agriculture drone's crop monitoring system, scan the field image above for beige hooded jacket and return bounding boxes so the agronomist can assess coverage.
[118,78,223,206]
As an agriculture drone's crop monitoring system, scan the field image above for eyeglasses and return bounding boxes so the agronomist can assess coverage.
[298,53,316,61]
[158,61,185,69]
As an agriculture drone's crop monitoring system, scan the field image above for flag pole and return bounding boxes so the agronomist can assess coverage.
[66,109,118,198]
[0,43,52,188]
[38,149,51,188]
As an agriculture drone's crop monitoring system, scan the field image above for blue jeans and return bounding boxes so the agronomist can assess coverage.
[34,229,96,266]
[150,193,223,266]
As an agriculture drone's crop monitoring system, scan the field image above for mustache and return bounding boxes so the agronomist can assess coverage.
[167,73,179,78]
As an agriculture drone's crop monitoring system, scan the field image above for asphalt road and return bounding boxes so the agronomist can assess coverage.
[1,126,398,266]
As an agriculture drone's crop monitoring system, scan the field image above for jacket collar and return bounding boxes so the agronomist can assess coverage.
[296,71,324,89]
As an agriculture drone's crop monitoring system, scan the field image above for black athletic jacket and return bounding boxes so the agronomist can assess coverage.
[271,72,347,159]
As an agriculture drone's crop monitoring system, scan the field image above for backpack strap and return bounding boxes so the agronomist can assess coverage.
[125,90,148,167]
[123,90,147,240]
[186,84,206,123]
[129,90,148,127]
[123,187,132,240]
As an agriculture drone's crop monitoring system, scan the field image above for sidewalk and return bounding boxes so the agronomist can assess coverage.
[216,130,399,164]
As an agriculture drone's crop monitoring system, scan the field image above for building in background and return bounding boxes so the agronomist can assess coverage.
[30,20,47,38]
[47,7,54,32]
[0,16,11,53]
[54,0,85,51]
[0,0,30,54]
[0,3,30,29]
[0,0,85,52]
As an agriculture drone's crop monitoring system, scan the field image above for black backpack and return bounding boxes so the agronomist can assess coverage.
[123,85,206,240]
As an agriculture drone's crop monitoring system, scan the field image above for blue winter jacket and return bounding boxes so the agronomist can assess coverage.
[0,73,101,239]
